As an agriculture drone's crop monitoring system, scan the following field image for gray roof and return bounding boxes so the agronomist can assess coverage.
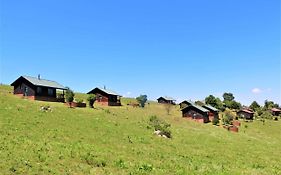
[193,104,210,113]
[14,76,67,90]
[89,87,121,96]
[203,105,219,112]
[180,100,195,105]
[181,103,210,113]
[158,96,176,101]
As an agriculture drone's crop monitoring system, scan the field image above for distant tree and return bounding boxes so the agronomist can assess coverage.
[195,101,204,106]
[136,95,147,108]
[249,101,260,111]
[205,95,224,111]
[87,94,96,108]
[223,93,235,102]
[230,101,241,110]
[65,87,74,103]
[264,100,275,110]
[215,98,225,111]
[205,95,217,107]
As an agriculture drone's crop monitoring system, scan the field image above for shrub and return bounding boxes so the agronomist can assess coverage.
[260,111,273,120]
[139,163,153,172]
[75,98,84,103]
[83,152,106,167]
[65,87,74,103]
[87,94,96,108]
[149,115,172,138]
[222,111,234,125]
[136,95,147,108]
[212,117,219,125]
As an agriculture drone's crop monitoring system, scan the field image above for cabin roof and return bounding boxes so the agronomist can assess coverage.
[180,100,195,105]
[181,103,210,113]
[11,76,67,90]
[88,87,121,96]
[271,108,281,112]
[239,109,254,114]
[203,105,219,112]
[158,96,176,101]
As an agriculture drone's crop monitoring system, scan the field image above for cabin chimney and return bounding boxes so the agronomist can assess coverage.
[104,85,106,90]
[38,74,41,80]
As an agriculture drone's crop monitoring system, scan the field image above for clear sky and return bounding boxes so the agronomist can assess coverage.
[0,0,280,105]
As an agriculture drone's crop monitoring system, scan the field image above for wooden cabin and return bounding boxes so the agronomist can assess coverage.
[202,104,219,121]
[179,100,194,109]
[181,104,210,123]
[157,96,176,105]
[10,75,67,102]
[271,108,281,116]
[237,109,254,120]
[87,87,121,106]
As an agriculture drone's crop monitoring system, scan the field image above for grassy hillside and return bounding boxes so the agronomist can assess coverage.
[0,85,281,174]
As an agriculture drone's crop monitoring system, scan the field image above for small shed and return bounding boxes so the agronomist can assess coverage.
[10,75,67,102]
[237,109,254,120]
[271,108,281,116]
[87,87,121,106]
[181,104,210,123]
[202,104,219,121]
[157,96,176,105]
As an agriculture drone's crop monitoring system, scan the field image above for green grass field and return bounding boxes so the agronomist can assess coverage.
[0,85,281,174]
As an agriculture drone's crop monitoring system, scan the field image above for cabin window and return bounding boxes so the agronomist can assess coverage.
[48,88,54,96]
[37,87,42,94]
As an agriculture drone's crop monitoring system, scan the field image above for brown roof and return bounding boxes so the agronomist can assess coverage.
[271,108,281,112]
[239,109,254,114]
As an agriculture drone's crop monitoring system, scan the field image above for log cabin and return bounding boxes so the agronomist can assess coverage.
[181,104,210,123]
[157,96,176,105]
[202,104,219,121]
[271,108,281,116]
[11,75,67,102]
[237,109,254,120]
[87,87,121,106]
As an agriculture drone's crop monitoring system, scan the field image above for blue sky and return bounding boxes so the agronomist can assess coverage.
[0,0,280,105]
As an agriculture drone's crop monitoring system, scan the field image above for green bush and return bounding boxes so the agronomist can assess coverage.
[149,115,172,138]
[87,94,96,108]
[139,163,153,172]
[212,117,219,125]
[65,88,74,103]
[75,98,84,103]
[222,111,234,125]
[260,111,274,120]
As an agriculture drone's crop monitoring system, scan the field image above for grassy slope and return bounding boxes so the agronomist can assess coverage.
[0,85,281,175]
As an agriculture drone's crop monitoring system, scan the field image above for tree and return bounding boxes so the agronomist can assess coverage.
[87,94,96,108]
[223,93,235,102]
[195,101,204,106]
[264,100,275,110]
[249,101,260,111]
[230,101,242,110]
[136,95,147,108]
[65,87,74,103]
[205,95,217,107]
